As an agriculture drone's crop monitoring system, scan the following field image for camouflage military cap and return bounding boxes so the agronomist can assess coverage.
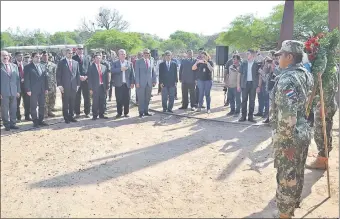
[24,53,30,58]
[275,40,304,55]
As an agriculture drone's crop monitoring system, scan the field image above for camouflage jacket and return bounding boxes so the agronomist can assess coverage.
[313,66,339,106]
[41,61,57,87]
[270,64,314,150]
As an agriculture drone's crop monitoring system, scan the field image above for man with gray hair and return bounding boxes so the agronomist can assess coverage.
[111,49,135,118]
[135,48,157,118]
[1,50,21,131]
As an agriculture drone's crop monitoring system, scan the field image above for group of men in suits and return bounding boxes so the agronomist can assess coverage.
[1,50,50,130]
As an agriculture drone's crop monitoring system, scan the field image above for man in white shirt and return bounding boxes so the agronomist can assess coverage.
[111,49,135,118]
[237,49,262,122]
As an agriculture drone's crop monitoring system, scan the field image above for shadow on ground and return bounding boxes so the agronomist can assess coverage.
[30,114,272,189]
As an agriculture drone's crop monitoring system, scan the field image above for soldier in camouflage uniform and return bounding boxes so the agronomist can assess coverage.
[306,63,339,169]
[41,51,57,117]
[270,40,314,218]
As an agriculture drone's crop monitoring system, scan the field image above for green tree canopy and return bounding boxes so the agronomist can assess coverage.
[85,29,143,54]
[169,30,204,51]
[216,1,329,51]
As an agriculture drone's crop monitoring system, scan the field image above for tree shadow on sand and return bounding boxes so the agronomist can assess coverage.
[30,114,271,189]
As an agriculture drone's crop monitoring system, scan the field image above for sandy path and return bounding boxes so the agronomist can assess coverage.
[1,84,338,218]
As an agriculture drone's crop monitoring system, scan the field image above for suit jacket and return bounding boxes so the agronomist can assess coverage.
[56,58,80,92]
[88,63,110,92]
[24,62,49,94]
[111,60,135,87]
[179,58,196,84]
[159,61,178,87]
[72,54,90,76]
[13,60,25,80]
[135,58,156,88]
[239,60,262,89]
[0,63,21,97]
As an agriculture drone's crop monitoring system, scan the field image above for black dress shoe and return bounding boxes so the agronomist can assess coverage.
[115,114,122,119]
[238,117,246,122]
[39,121,49,126]
[254,113,263,117]
[33,123,39,128]
[25,118,32,121]
[179,107,187,110]
[162,109,167,113]
[69,118,78,122]
[10,125,19,129]
[17,120,22,123]
[144,113,153,116]
[5,127,10,131]
[75,114,81,119]
[227,111,235,116]
[139,114,144,118]
[99,115,109,119]
[92,117,97,120]
[65,120,70,124]
[248,118,257,123]
[124,114,130,118]
[85,114,90,118]
[167,110,174,113]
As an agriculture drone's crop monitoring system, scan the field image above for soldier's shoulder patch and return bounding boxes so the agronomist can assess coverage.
[283,89,296,99]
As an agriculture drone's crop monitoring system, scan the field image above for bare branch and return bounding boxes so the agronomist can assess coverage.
[79,17,96,33]
[95,7,129,31]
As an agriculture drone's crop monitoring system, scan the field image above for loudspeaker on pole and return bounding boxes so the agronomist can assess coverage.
[216,46,229,65]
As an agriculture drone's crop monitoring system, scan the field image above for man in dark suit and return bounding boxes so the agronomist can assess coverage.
[179,49,196,111]
[237,49,262,122]
[88,53,109,120]
[14,51,31,122]
[111,49,135,118]
[1,50,21,131]
[56,48,80,124]
[100,51,111,114]
[135,48,157,118]
[73,45,90,118]
[159,51,178,113]
[24,52,49,127]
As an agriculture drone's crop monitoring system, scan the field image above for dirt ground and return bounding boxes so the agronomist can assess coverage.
[1,83,339,218]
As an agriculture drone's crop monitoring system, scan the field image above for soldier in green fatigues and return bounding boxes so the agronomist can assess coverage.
[270,40,314,218]
[306,64,338,169]
[41,51,57,117]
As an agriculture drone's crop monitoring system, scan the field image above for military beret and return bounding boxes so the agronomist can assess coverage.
[275,40,304,55]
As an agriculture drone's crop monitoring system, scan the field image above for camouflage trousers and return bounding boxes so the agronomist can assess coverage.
[45,87,56,116]
[274,138,310,216]
[314,99,337,157]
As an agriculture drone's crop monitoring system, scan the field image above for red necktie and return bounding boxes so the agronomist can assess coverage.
[69,60,72,71]
[97,64,103,84]
[145,59,149,69]
[18,63,24,78]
